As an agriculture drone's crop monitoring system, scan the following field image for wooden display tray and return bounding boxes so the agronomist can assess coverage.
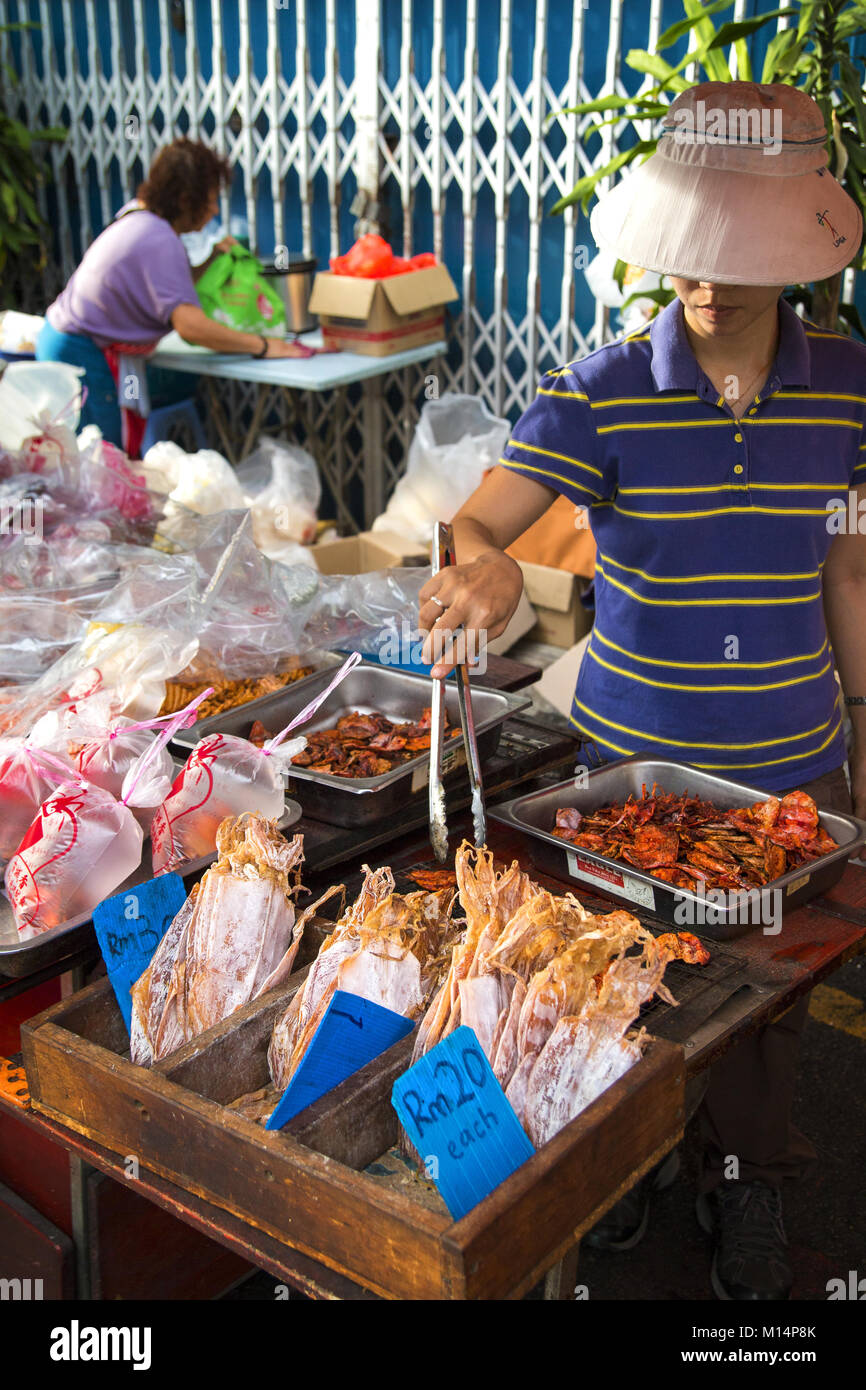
[21,925,684,1300]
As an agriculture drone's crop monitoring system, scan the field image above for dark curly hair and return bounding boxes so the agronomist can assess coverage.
[137,138,231,229]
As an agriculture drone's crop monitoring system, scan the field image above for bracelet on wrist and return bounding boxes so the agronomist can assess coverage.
[252,334,268,359]
[843,696,866,706]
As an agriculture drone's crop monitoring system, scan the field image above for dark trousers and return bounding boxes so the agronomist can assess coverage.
[697,764,853,1192]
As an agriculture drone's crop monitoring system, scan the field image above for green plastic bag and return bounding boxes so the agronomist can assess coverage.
[195,244,286,334]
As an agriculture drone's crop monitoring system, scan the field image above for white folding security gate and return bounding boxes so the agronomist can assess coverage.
[2,0,845,527]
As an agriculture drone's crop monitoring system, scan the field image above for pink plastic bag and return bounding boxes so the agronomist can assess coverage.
[5,692,211,939]
[151,652,363,875]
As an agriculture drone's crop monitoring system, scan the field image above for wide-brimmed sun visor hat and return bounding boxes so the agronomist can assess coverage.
[590,81,863,286]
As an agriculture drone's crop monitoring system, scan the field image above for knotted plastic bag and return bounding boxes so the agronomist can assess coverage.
[0,740,73,869]
[151,652,362,875]
[5,692,211,938]
[5,778,144,940]
[75,713,179,835]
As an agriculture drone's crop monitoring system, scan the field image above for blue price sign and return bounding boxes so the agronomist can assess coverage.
[266,989,414,1131]
[92,874,187,1032]
[391,1025,535,1220]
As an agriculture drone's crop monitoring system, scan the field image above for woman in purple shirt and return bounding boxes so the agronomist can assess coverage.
[37,138,302,446]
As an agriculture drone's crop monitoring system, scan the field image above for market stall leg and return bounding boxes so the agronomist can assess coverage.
[361,374,384,530]
[239,382,274,460]
[204,377,240,465]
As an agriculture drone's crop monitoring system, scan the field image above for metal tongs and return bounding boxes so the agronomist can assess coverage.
[428,521,487,862]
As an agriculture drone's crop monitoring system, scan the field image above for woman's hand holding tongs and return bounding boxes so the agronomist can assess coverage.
[419,550,524,678]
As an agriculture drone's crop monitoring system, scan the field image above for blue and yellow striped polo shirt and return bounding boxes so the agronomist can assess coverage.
[501,298,866,791]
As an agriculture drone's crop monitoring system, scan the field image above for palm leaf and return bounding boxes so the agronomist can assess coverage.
[550,140,657,215]
[656,2,735,52]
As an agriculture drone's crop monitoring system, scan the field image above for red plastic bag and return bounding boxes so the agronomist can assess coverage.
[329,234,437,280]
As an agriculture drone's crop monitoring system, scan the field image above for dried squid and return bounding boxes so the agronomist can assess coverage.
[268,865,458,1091]
[130,812,311,1066]
[412,842,705,1148]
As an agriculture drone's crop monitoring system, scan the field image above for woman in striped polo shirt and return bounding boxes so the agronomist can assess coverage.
[419,82,865,1302]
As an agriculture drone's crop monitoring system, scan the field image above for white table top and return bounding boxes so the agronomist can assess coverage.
[149,329,447,391]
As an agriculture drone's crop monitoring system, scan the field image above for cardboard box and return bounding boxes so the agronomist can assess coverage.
[308,264,458,357]
[517,560,594,648]
[312,531,429,574]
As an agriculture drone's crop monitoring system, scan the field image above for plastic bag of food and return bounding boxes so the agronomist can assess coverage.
[151,652,361,874]
[169,449,246,517]
[0,518,127,592]
[236,436,321,547]
[5,777,144,939]
[4,690,213,937]
[3,620,199,742]
[75,716,176,835]
[0,741,73,868]
[150,509,320,681]
[76,433,156,523]
[372,394,509,544]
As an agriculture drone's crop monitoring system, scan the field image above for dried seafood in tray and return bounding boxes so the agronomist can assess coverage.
[160,667,314,720]
[413,843,708,1148]
[552,786,837,894]
[267,866,459,1090]
[251,706,459,779]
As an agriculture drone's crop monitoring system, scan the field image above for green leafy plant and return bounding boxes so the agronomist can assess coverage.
[0,21,65,297]
[552,1,866,334]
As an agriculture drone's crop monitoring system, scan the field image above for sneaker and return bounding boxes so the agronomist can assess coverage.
[696,1180,793,1301]
[584,1148,680,1252]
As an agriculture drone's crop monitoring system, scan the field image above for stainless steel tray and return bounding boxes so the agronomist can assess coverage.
[167,649,343,741]
[0,799,303,978]
[173,662,531,828]
[490,756,866,940]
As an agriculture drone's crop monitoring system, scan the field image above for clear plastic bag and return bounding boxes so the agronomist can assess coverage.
[4,690,215,936]
[0,740,72,868]
[0,515,325,739]
[152,442,247,516]
[2,621,199,742]
[150,733,290,874]
[0,361,83,457]
[302,566,429,655]
[5,779,144,939]
[372,394,510,544]
[76,717,176,835]
[0,597,88,681]
[236,436,321,548]
[0,534,147,597]
[76,433,157,523]
[149,509,320,681]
